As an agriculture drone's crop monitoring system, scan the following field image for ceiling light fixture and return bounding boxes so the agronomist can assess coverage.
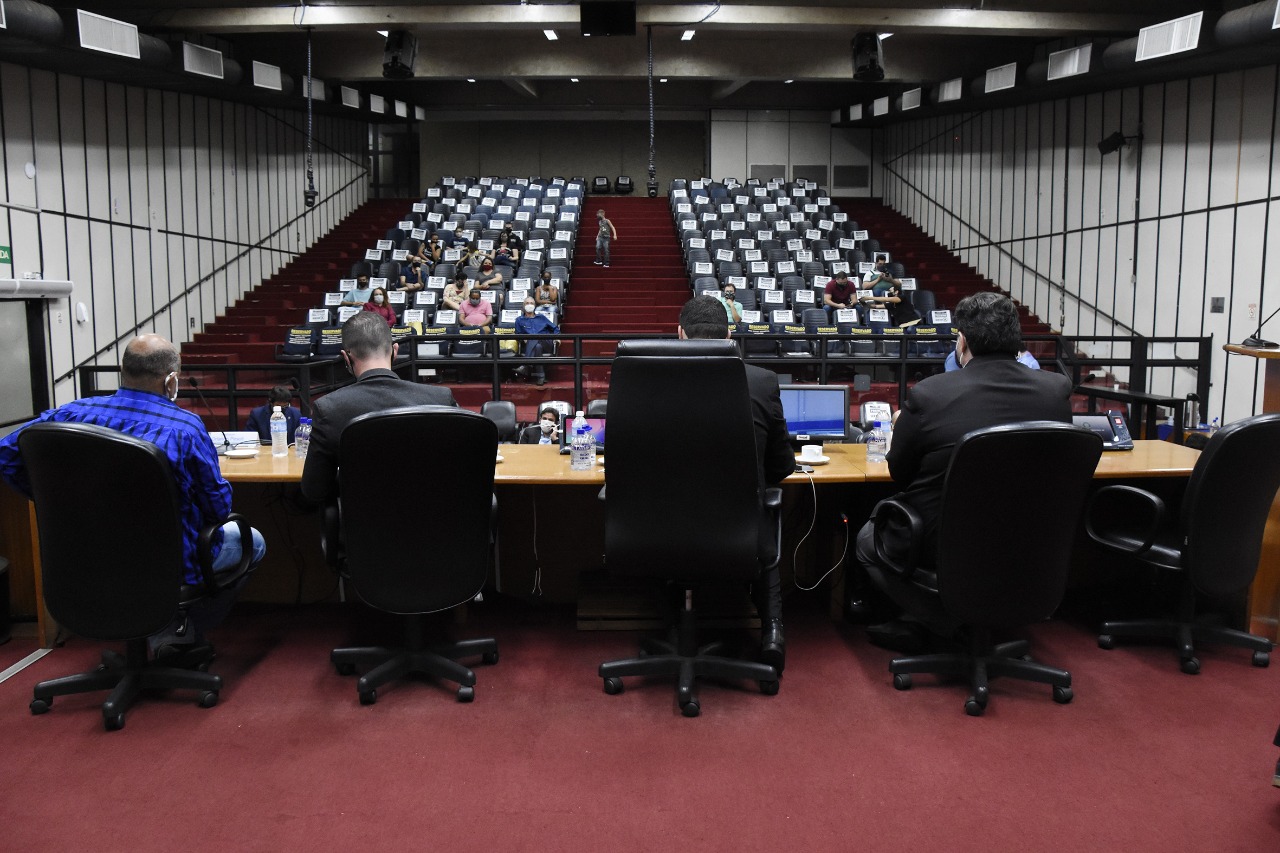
[682,30,695,41]
[466,78,476,83]
[544,30,558,41]
[784,79,794,84]
[570,77,579,83]
[660,78,668,83]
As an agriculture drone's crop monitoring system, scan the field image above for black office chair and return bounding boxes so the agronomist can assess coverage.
[598,339,782,716]
[585,398,607,419]
[328,407,499,704]
[1086,413,1280,673]
[480,400,519,442]
[20,422,255,730]
[868,422,1102,715]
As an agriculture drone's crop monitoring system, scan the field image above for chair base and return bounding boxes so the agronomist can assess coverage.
[598,593,779,717]
[889,636,1073,716]
[331,615,498,704]
[30,637,221,731]
[1098,619,1273,674]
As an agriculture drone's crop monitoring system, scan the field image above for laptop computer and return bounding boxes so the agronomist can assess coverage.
[1072,410,1135,451]
[559,417,606,455]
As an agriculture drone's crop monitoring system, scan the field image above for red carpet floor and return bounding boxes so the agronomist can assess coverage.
[2,596,1278,851]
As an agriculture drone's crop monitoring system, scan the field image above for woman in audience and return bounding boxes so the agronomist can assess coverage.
[476,258,505,294]
[534,271,559,313]
[494,234,520,267]
[518,407,562,445]
[464,241,492,269]
[362,286,398,327]
[442,270,470,312]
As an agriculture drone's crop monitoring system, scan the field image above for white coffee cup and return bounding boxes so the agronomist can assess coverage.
[800,444,824,461]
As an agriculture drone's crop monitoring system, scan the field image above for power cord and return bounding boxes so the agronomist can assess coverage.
[530,487,543,597]
[789,471,851,591]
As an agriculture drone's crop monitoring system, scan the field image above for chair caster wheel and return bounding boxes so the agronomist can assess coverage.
[334,661,356,676]
[1097,634,1114,650]
[603,677,624,695]
[1180,657,1201,675]
[964,697,986,717]
[893,673,912,691]
[359,689,377,705]
[1252,650,1270,667]
[30,698,51,715]
[456,685,475,703]
[104,712,125,731]
[681,699,701,718]
[482,650,499,665]
[759,679,780,696]
[1053,686,1073,704]
[198,691,219,708]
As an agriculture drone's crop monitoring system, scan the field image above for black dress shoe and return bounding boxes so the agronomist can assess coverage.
[761,618,786,674]
[865,619,928,654]
[154,643,216,670]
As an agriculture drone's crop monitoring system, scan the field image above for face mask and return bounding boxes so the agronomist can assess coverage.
[469,298,481,306]
[374,295,384,304]
[482,264,493,272]
[724,292,735,300]
[165,372,179,402]
[524,303,536,313]
[540,420,556,435]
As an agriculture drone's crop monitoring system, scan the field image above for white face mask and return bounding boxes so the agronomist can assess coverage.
[373,294,384,304]
[165,371,179,402]
[540,419,556,435]
[524,302,536,313]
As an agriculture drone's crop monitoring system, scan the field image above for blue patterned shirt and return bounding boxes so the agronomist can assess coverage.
[0,388,233,584]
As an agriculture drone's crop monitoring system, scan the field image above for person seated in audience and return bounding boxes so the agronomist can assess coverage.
[415,232,441,265]
[464,241,492,268]
[534,271,560,313]
[500,224,524,254]
[494,234,520,267]
[824,270,858,318]
[246,385,302,443]
[513,297,558,386]
[849,292,1073,653]
[476,258,504,291]
[363,286,398,328]
[442,270,470,312]
[459,287,493,328]
[860,261,919,327]
[342,273,373,307]
[718,284,744,324]
[518,406,562,444]
[397,258,426,292]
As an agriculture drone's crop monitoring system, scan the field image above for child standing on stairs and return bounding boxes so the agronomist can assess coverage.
[594,209,618,268]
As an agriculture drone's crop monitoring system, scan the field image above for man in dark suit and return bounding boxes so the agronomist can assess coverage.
[301,312,457,504]
[852,291,1073,650]
[679,296,795,670]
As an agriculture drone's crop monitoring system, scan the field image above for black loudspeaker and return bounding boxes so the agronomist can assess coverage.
[383,30,417,79]
[852,33,885,82]
[580,1,637,37]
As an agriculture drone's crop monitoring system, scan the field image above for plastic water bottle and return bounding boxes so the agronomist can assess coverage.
[866,421,887,463]
[1209,417,1220,436]
[294,417,311,460]
[570,410,594,470]
[270,406,288,457]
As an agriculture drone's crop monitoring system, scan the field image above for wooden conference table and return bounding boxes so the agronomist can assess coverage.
[12,440,1213,647]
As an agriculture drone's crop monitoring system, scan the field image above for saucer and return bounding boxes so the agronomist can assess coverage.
[226,447,259,459]
[796,455,829,465]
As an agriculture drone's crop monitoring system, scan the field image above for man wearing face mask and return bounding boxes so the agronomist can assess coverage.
[397,258,425,292]
[518,407,562,444]
[0,334,266,663]
[301,313,456,505]
[342,274,374,307]
[717,285,744,324]
[459,287,494,328]
[512,298,558,386]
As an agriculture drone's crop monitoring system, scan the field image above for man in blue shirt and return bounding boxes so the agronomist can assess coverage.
[513,297,558,386]
[0,334,265,664]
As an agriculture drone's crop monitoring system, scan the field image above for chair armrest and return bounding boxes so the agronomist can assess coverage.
[322,501,343,572]
[1085,485,1166,556]
[597,484,606,502]
[196,512,255,592]
[870,497,922,578]
[763,487,783,570]
[489,494,499,544]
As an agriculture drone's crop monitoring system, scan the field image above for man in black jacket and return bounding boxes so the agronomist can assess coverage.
[852,291,1072,650]
[301,312,456,505]
[679,296,795,670]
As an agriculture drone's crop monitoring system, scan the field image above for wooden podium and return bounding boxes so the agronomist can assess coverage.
[1224,344,1280,641]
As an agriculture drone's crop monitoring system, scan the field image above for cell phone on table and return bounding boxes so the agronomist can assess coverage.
[795,463,814,474]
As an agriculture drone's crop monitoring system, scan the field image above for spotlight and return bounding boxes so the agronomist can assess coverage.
[852,33,884,82]
[1097,131,1140,155]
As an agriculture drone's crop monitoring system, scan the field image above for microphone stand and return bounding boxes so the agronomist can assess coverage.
[188,377,231,454]
[1243,303,1280,349]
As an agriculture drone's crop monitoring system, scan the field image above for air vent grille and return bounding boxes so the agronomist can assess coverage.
[304,76,326,101]
[938,78,963,103]
[872,96,889,116]
[340,86,360,108]
[369,94,386,113]
[182,42,224,79]
[1136,12,1202,61]
[901,88,921,111]
[1048,45,1092,80]
[78,10,140,59]
[985,63,1017,93]
[394,100,407,118]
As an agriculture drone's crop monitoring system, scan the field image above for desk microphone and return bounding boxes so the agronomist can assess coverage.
[1242,303,1280,349]
[188,377,231,454]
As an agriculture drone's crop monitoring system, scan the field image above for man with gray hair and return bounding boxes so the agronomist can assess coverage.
[851,291,1073,651]
[301,312,457,504]
[0,333,265,665]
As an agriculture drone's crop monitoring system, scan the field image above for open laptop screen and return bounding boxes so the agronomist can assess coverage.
[778,384,849,442]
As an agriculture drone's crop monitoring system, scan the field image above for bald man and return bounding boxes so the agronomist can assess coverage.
[0,334,265,665]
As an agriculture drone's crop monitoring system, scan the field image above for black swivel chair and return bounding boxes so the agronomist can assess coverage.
[868,422,1103,715]
[20,422,255,730]
[480,400,519,442]
[328,407,499,704]
[1086,413,1280,673]
[598,340,782,716]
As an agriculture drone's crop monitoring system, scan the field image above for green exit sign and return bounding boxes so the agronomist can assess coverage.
[0,246,11,265]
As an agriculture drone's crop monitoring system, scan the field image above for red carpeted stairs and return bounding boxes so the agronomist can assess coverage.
[180,198,414,370]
